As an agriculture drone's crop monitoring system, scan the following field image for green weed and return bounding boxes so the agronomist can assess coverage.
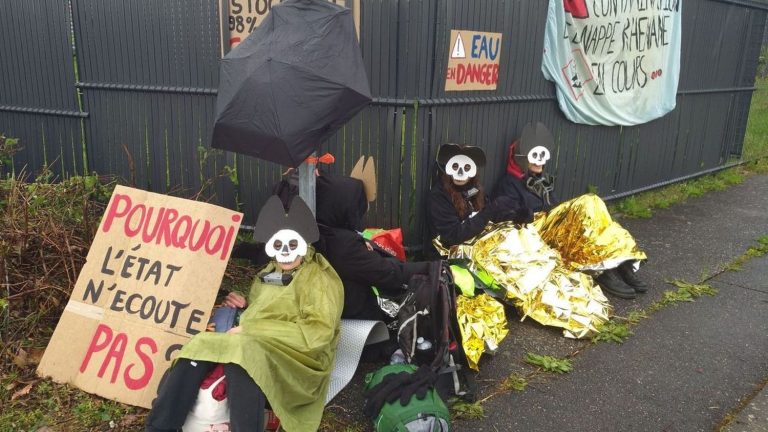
[451,400,485,420]
[499,373,528,392]
[525,353,573,374]
[614,196,652,218]
[649,280,718,312]
[725,235,768,271]
[592,320,633,344]
[625,309,648,324]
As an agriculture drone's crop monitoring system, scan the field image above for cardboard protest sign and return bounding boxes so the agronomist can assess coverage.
[220,0,361,55]
[37,186,242,408]
[542,0,682,125]
[445,30,503,91]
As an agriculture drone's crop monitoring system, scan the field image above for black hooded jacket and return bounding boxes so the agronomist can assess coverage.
[492,172,558,214]
[428,179,493,249]
[314,175,408,320]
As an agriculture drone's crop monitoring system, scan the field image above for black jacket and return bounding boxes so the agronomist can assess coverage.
[492,172,558,214]
[428,180,493,249]
[314,174,408,320]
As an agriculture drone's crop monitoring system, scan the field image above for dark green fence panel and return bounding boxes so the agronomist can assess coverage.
[2,0,767,247]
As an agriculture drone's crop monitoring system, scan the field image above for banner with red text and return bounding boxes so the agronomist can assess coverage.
[542,0,682,125]
[37,186,242,408]
[445,30,503,91]
[220,0,360,55]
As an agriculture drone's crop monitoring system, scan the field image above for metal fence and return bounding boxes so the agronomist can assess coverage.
[2,0,767,248]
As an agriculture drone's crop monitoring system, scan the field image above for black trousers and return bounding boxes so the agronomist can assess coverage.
[145,359,266,432]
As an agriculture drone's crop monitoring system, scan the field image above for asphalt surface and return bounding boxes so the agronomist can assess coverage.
[332,174,768,432]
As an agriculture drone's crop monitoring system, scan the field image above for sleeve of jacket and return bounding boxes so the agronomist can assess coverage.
[345,237,406,296]
[429,187,490,247]
[492,174,527,212]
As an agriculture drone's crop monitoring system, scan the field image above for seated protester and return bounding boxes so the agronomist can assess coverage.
[145,196,343,432]
[428,144,517,252]
[315,171,427,322]
[492,122,648,299]
[432,140,613,340]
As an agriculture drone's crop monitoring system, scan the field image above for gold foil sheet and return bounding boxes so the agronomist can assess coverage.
[534,194,647,272]
[456,293,509,370]
[438,222,612,338]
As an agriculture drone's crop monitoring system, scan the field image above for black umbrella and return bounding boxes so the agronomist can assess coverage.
[212,0,372,167]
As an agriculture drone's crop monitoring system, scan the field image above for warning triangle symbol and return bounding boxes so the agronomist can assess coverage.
[451,33,466,59]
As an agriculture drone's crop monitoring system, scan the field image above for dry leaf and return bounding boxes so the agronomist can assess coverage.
[5,382,17,391]
[120,414,140,426]
[28,348,45,366]
[12,348,28,368]
[11,382,33,400]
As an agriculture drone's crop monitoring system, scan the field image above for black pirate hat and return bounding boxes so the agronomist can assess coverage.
[436,143,486,172]
[254,195,319,243]
[517,122,554,157]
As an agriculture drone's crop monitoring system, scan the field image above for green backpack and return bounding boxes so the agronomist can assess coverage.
[364,364,451,432]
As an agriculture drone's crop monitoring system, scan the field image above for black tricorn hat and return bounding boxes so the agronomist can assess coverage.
[436,144,486,171]
[517,122,554,156]
[254,196,319,243]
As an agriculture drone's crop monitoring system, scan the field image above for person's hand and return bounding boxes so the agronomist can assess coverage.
[221,292,247,309]
[226,326,243,335]
[365,241,374,252]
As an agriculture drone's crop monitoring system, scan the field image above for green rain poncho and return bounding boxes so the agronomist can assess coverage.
[177,248,343,431]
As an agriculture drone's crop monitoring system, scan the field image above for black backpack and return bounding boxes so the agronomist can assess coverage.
[396,260,477,401]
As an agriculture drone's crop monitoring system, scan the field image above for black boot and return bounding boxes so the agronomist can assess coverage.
[617,261,647,293]
[594,269,636,299]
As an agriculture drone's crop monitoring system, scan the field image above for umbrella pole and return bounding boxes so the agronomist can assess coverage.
[298,153,316,216]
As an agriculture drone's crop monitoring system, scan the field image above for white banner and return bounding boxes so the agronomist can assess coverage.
[542,0,682,126]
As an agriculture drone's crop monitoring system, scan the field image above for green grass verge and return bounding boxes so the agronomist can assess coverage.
[610,78,768,218]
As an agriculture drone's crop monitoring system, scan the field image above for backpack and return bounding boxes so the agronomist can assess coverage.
[364,364,451,432]
[396,261,476,401]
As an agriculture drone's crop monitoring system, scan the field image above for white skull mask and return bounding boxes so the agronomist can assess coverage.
[445,155,477,181]
[527,146,551,166]
[265,229,307,263]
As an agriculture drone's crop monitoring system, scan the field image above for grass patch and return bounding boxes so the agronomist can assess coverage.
[450,400,485,420]
[609,167,747,218]
[319,410,365,432]
[648,280,719,312]
[592,320,633,344]
[724,235,768,271]
[524,353,573,374]
[625,309,649,324]
[499,373,529,392]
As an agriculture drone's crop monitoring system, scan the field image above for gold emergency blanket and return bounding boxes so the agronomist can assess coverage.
[456,293,508,370]
[534,194,647,271]
[436,223,612,338]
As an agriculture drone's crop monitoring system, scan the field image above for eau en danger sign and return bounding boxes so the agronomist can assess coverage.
[445,30,503,91]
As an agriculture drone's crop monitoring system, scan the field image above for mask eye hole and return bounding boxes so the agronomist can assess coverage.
[464,164,471,172]
[288,240,298,250]
[273,240,283,250]
[451,163,459,171]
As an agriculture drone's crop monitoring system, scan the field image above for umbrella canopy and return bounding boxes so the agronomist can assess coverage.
[212,0,372,167]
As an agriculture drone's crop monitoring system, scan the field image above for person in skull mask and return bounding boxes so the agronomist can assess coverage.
[145,196,343,432]
[314,162,428,322]
[428,143,518,252]
[492,122,648,299]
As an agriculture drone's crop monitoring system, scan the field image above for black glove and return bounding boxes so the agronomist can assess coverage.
[363,371,412,418]
[397,365,438,405]
[514,207,535,224]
